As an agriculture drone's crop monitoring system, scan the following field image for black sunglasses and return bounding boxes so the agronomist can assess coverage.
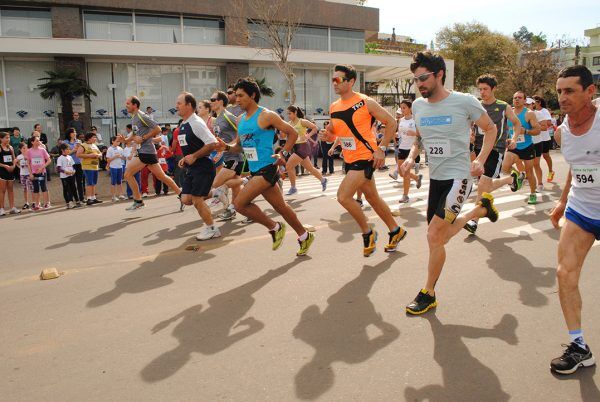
[210,98,219,102]
[410,71,435,84]
[227,90,234,95]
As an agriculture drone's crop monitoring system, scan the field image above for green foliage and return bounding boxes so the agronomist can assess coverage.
[513,26,547,49]
[365,42,381,54]
[255,77,275,97]
[37,68,97,101]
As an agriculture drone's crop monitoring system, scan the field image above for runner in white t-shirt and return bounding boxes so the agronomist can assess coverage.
[533,96,555,186]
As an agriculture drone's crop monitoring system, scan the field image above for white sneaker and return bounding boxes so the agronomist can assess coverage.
[9,207,21,214]
[0,208,5,216]
[112,196,119,202]
[214,186,229,208]
[207,197,221,208]
[66,202,73,209]
[389,170,399,181]
[196,225,222,241]
[119,195,126,200]
[399,195,409,203]
[536,185,544,193]
[142,192,148,198]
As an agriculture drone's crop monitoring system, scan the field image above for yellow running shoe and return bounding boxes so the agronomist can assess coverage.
[296,232,315,256]
[270,222,287,250]
[479,192,499,222]
[384,226,407,252]
[362,230,378,257]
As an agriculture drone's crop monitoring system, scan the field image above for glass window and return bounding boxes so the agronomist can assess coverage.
[0,62,6,126]
[137,64,183,122]
[331,29,365,53]
[135,15,181,43]
[185,65,225,101]
[0,8,52,38]
[84,12,133,41]
[304,69,330,116]
[593,56,600,66]
[183,18,224,45]
[293,26,328,51]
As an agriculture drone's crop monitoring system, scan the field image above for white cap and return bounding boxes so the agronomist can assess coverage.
[525,97,535,104]
[396,108,402,115]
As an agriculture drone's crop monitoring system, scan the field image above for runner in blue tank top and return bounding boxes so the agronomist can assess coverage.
[504,91,541,204]
[215,77,315,256]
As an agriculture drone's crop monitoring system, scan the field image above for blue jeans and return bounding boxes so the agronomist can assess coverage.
[126,169,141,197]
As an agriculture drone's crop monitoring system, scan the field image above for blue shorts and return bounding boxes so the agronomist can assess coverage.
[210,151,225,168]
[84,170,99,186]
[110,167,123,185]
[565,207,600,240]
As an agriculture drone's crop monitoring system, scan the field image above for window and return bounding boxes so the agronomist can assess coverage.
[593,56,600,66]
[331,29,365,53]
[135,15,181,43]
[84,12,133,41]
[293,26,328,51]
[185,65,225,101]
[183,18,224,45]
[0,8,52,38]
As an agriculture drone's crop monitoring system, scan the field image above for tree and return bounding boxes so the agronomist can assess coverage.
[513,26,547,49]
[230,0,304,104]
[436,22,519,92]
[255,77,275,97]
[37,68,96,132]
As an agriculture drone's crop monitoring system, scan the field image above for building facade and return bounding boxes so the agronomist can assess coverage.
[561,27,600,92]
[0,1,450,144]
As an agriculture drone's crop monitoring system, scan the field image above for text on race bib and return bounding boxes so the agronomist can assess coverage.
[158,158,166,164]
[572,165,600,188]
[427,139,451,158]
[178,135,188,147]
[243,147,259,162]
[339,137,356,151]
[3,155,12,163]
[31,157,44,166]
[516,135,525,143]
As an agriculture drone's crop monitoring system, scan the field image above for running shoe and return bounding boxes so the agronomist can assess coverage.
[399,195,409,203]
[241,216,253,224]
[296,232,315,256]
[9,207,21,214]
[73,202,83,209]
[389,171,399,180]
[126,200,145,211]
[214,186,229,208]
[196,225,222,241]
[177,193,185,212]
[43,203,51,209]
[528,193,537,205]
[510,169,524,192]
[22,203,29,210]
[207,197,221,208]
[142,192,148,198]
[112,196,119,202]
[406,289,437,315]
[551,342,596,375]
[479,192,499,222]
[547,171,555,183]
[464,220,478,234]
[286,187,298,196]
[217,209,236,221]
[416,174,423,189]
[415,163,420,174]
[92,199,103,204]
[321,177,328,191]
[0,208,4,216]
[31,204,40,212]
[536,184,544,193]
[356,198,363,208]
[119,195,126,200]
[384,226,407,252]
[270,222,287,251]
[363,230,377,257]
[66,202,73,209]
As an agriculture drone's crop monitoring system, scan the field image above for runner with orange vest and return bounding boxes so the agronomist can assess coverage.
[328,64,408,257]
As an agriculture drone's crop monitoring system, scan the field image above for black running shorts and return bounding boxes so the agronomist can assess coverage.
[182,165,216,197]
[251,163,280,187]
[427,178,473,224]
[344,159,374,180]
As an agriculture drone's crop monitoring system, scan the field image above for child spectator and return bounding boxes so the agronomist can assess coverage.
[76,132,103,206]
[0,132,19,215]
[26,136,51,211]
[154,143,173,196]
[56,143,82,209]
[106,136,126,201]
[16,142,32,210]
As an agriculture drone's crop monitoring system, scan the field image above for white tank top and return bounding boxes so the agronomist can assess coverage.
[561,106,600,219]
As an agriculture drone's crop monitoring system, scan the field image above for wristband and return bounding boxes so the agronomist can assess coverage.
[282,150,290,158]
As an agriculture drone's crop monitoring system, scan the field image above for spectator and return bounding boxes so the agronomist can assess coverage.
[33,123,48,146]
[76,132,103,206]
[10,127,24,156]
[25,136,51,211]
[319,121,335,175]
[154,143,173,195]
[16,143,32,210]
[146,106,155,121]
[67,112,84,133]
[170,119,184,186]
[123,140,141,199]
[90,125,105,146]
[56,143,82,209]
[106,136,126,202]
[0,132,19,215]
[65,128,85,202]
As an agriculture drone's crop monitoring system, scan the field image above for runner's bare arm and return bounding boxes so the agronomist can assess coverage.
[301,118,318,141]
[554,126,562,146]
[525,111,541,135]
[218,136,242,154]
[399,129,421,176]
[262,110,297,153]
[366,98,397,148]
[550,163,571,229]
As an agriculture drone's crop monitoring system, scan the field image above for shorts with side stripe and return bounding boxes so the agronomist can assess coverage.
[223,159,244,176]
[474,148,504,179]
[427,178,474,224]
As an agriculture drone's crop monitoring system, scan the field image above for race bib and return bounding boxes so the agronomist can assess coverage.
[158,158,166,165]
[516,134,525,143]
[427,139,451,158]
[31,157,44,167]
[3,155,12,163]
[178,135,188,147]
[339,137,356,151]
[572,165,600,188]
[243,147,258,161]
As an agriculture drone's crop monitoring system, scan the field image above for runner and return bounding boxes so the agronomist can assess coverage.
[533,96,555,185]
[388,100,423,203]
[226,85,244,117]
[400,52,500,315]
[285,105,328,196]
[175,92,222,241]
[328,64,407,257]
[503,91,541,205]
[118,96,182,211]
[549,66,599,375]
[215,77,315,256]
[464,74,524,234]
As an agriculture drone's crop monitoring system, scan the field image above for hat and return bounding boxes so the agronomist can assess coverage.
[525,97,534,105]
[396,108,402,115]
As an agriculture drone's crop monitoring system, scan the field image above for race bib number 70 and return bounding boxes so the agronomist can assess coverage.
[572,165,599,188]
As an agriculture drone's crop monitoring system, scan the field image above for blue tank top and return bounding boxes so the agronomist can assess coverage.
[508,108,533,150]
[238,107,276,172]
[67,140,81,164]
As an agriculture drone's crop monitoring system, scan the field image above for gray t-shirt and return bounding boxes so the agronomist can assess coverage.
[131,111,159,155]
[214,110,242,162]
[413,91,486,180]
[226,104,244,117]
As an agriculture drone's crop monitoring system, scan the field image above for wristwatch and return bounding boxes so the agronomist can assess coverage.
[281,150,290,158]
[378,145,387,152]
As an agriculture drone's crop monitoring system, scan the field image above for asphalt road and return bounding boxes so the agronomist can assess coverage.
[2,151,599,401]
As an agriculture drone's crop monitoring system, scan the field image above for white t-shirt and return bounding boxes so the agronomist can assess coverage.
[534,108,552,142]
[122,146,136,166]
[17,154,30,176]
[106,146,124,169]
[56,155,75,179]
[397,117,417,150]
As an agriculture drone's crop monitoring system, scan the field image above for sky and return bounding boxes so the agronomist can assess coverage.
[366,0,600,47]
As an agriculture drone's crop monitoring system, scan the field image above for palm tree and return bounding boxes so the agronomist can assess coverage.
[38,68,97,133]
[255,77,275,97]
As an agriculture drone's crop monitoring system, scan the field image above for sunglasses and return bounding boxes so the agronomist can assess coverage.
[411,71,435,84]
[331,76,350,84]
[210,98,218,102]
[227,90,234,95]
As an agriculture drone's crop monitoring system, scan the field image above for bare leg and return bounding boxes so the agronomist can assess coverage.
[299,158,324,182]
[286,153,303,188]
[233,176,277,230]
[337,171,370,233]
[261,184,306,236]
[360,176,399,231]
[123,158,145,201]
[147,164,181,194]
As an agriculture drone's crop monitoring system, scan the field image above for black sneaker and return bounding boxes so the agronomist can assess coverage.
[406,289,437,315]
[551,342,596,375]
[464,220,478,234]
[86,199,94,206]
[92,199,103,204]
[356,198,363,208]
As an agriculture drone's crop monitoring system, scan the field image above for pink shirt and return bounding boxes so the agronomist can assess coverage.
[26,148,50,174]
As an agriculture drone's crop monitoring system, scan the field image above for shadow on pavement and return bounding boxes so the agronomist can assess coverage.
[142,221,246,246]
[404,313,518,402]
[140,257,308,382]
[320,212,357,243]
[466,234,555,307]
[293,255,402,400]
[552,364,600,401]
[395,205,426,229]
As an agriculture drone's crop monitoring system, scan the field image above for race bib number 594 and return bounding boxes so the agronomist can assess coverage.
[572,165,599,188]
